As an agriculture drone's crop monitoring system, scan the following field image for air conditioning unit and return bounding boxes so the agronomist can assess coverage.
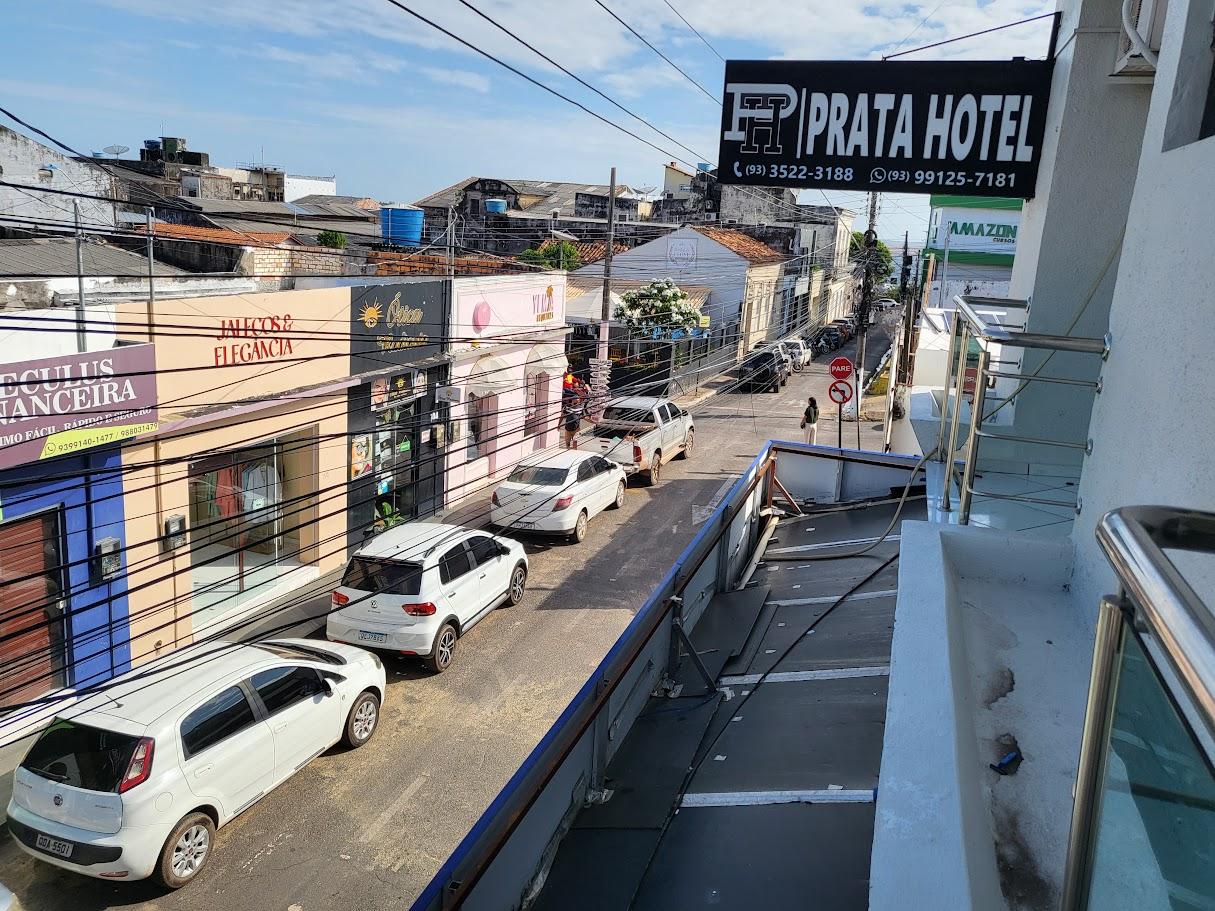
[1113,0,1167,77]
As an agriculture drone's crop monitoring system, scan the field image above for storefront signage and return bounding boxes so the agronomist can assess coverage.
[452,278,566,356]
[0,344,158,470]
[350,282,444,374]
[213,314,296,366]
[716,59,1052,198]
[934,207,1020,254]
[534,286,556,324]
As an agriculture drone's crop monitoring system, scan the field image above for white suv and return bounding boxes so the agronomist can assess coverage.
[326,522,528,672]
[7,638,385,888]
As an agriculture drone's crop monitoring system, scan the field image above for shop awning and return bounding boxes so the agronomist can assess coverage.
[526,343,568,376]
[467,355,515,397]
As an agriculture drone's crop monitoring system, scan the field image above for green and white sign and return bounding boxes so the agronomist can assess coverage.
[934,207,1019,255]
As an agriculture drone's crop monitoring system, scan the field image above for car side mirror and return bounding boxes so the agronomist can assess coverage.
[497,543,511,557]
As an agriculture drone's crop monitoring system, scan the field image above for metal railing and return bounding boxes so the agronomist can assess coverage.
[936,295,1110,524]
[1062,506,1215,910]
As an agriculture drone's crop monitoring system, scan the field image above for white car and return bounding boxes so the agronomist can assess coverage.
[785,338,812,368]
[7,638,385,889]
[490,451,627,543]
[326,522,528,672]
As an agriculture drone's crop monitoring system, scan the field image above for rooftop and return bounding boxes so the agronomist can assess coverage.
[0,237,188,278]
[536,238,627,265]
[414,176,637,216]
[692,226,786,264]
[141,222,298,246]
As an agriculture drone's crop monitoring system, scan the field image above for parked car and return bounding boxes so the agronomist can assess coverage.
[785,338,812,369]
[736,349,787,393]
[490,450,626,543]
[873,297,900,310]
[327,522,527,672]
[830,319,854,340]
[585,396,694,486]
[7,638,385,888]
[753,340,796,375]
[812,327,844,351]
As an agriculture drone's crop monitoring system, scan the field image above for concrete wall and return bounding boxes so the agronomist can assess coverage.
[719,184,797,224]
[1000,0,1153,472]
[0,126,117,229]
[1071,0,1215,617]
[285,174,337,202]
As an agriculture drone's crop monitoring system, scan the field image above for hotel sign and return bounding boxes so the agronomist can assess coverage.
[0,344,158,470]
[717,59,1053,198]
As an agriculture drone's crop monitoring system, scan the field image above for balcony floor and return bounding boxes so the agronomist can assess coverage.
[533,499,922,911]
[926,461,1079,535]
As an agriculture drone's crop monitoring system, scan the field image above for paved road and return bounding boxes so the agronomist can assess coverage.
[0,333,889,911]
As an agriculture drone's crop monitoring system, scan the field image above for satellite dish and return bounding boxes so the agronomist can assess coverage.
[102,145,130,158]
[633,185,657,195]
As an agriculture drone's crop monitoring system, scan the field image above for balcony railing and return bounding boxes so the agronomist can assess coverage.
[1063,507,1215,910]
[936,294,1110,524]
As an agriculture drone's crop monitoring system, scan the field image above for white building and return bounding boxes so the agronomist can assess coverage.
[0,126,119,230]
[284,173,337,202]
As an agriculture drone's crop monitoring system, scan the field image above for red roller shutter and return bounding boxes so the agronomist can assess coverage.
[0,512,66,709]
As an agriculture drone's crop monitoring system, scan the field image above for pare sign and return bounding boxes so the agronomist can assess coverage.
[717,59,1053,198]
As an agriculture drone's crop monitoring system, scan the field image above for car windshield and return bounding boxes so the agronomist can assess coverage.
[255,642,345,665]
[600,406,654,424]
[22,719,140,792]
[742,355,770,369]
[341,557,423,595]
[506,465,568,486]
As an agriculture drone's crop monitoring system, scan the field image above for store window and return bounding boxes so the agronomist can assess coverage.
[0,510,67,708]
[187,428,318,627]
[370,386,420,532]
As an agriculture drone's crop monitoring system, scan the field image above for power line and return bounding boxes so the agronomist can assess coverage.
[591,0,719,104]
[663,0,725,63]
[882,11,1057,60]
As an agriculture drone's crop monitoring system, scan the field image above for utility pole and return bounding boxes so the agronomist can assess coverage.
[937,219,952,309]
[855,192,879,449]
[73,201,87,353]
[591,167,617,418]
[445,204,455,281]
[145,207,157,334]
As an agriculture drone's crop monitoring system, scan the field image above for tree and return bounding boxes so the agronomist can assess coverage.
[613,279,701,335]
[850,230,893,281]
[317,230,348,249]
[518,241,581,270]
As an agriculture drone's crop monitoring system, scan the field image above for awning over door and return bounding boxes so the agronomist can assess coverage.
[525,343,568,376]
[466,355,515,397]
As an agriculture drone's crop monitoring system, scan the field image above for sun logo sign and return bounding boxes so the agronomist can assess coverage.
[359,303,383,329]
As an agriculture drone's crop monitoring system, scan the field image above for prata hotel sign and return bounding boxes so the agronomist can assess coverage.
[716,59,1053,198]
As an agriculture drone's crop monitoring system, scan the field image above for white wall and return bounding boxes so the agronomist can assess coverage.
[0,127,117,229]
[1072,0,1215,615]
[285,174,337,202]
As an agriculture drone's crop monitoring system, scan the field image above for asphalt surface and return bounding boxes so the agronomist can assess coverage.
[0,331,890,911]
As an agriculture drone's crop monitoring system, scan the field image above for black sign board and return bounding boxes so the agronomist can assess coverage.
[717,59,1053,198]
[350,281,445,374]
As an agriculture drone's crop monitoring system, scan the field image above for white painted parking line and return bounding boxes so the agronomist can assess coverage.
[719,666,890,686]
[681,789,875,807]
[768,588,897,607]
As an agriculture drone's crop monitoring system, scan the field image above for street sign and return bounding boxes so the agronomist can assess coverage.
[828,380,853,405]
[829,357,855,381]
[715,59,1053,198]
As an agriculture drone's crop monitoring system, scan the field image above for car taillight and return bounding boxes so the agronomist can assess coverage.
[118,737,154,793]
[553,495,574,511]
[491,491,501,506]
[403,602,437,616]
[632,444,642,463]
[332,591,349,607]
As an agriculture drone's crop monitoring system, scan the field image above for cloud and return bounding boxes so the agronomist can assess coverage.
[418,65,491,93]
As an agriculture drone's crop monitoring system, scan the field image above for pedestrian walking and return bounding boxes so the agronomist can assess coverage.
[801,396,820,446]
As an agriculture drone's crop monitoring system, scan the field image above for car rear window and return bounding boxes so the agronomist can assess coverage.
[506,465,568,486]
[601,406,654,424]
[22,720,140,793]
[341,557,423,595]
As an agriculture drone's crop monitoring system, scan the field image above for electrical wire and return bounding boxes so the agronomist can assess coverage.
[662,0,725,63]
[590,0,719,104]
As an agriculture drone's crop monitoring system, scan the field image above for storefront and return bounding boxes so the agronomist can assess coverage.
[346,282,448,545]
[444,275,568,505]
[0,344,157,710]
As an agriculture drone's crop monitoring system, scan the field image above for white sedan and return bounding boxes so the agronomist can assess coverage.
[490,450,627,543]
[7,639,384,888]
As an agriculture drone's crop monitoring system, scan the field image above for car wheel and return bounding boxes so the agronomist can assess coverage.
[425,622,457,673]
[343,690,380,748]
[154,812,215,889]
[508,563,527,605]
[644,456,661,486]
[610,479,626,508]
[678,429,694,459]
[571,510,589,543]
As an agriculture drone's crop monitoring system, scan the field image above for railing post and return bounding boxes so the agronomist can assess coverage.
[941,320,969,511]
[958,347,990,525]
[1060,596,1126,911]
[935,311,961,462]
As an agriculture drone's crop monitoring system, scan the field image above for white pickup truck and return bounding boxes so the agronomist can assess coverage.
[584,396,695,486]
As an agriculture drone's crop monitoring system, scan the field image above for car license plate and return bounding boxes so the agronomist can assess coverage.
[35,834,73,858]
[358,631,387,644]
[517,522,537,530]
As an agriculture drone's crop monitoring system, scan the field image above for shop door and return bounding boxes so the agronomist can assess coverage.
[372,401,421,528]
[0,512,66,708]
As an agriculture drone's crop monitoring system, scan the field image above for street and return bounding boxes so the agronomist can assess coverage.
[0,333,889,911]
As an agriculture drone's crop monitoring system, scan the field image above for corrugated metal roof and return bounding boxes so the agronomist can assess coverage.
[0,238,188,278]
[414,176,636,216]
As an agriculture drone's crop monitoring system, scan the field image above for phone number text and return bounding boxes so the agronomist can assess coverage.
[741,163,1018,189]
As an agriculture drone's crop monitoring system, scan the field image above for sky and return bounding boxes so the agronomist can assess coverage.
[2,0,1054,248]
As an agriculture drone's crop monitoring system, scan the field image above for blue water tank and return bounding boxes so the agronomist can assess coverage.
[484,198,508,214]
[380,205,424,246]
